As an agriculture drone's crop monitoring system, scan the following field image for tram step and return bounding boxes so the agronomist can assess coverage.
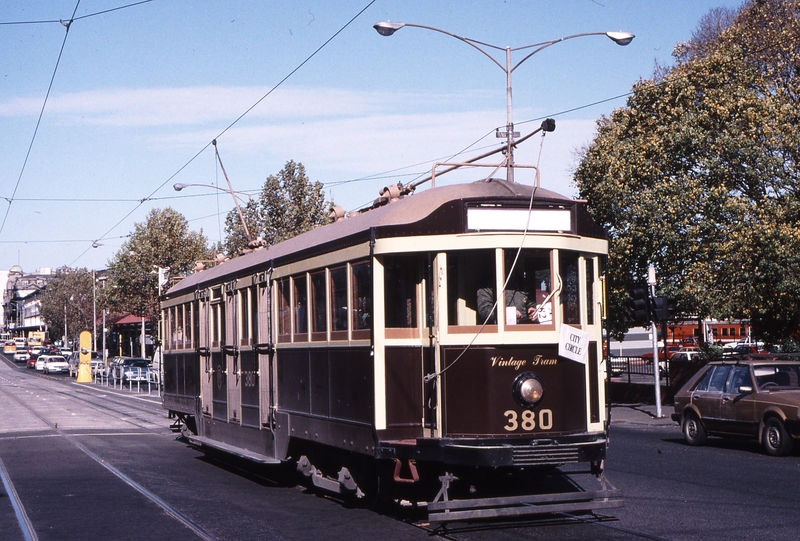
[427,488,623,523]
[187,435,281,464]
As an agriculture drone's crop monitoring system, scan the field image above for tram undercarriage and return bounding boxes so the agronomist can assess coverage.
[172,412,621,523]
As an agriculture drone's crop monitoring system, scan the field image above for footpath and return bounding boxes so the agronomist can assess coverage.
[610,404,677,427]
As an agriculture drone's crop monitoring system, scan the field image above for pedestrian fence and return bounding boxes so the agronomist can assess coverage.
[608,356,670,385]
[93,365,161,395]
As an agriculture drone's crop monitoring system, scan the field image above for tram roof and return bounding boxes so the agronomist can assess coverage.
[165,179,592,296]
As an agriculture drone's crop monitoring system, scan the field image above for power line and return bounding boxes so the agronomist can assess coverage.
[0,0,155,26]
[70,0,379,266]
[0,0,82,237]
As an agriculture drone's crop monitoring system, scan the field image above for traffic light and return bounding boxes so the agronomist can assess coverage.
[651,296,676,321]
[624,286,651,325]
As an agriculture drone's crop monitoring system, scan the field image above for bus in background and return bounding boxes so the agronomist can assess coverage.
[27,331,46,348]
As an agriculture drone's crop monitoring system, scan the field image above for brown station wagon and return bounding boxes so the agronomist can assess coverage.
[672,360,800,456]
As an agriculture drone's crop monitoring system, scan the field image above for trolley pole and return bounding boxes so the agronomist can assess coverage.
[648,265,662,418]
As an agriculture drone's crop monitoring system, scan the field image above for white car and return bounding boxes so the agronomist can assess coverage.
[34,357,47,371]
[14,350,30,363]
[41,355,70,374]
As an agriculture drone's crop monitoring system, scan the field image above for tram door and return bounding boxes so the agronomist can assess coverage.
[238,284,261,428]
[256,279,272,430]
[382,254,436,437]
[211,288,228,421]
[196,290,215,419]
[224,283,242,423]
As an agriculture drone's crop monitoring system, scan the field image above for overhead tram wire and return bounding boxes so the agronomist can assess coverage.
[72,0,379,267]
[0,0,155,26]
[340,90,633,212]
[0,0,82,238]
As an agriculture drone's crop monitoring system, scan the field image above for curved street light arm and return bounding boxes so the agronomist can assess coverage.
[173,182,251,207]
[374,21,634,184]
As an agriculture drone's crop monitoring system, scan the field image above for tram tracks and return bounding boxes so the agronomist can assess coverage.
[0,359,220,541]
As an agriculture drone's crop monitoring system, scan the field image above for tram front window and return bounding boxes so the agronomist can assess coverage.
[447,249,552,328]
[383,255,422,328]
[447,250,495,327]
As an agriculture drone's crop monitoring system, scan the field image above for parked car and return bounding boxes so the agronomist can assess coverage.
[724,344,769,357]
[672,359,800,456]
[67,351,100,377]
[641,345,680,362]
[669,347,702,363]
[13,349,30,363]
[110,357,150,382]
[41,355,70,375]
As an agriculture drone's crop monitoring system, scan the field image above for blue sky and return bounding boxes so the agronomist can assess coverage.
[1,0,745,273]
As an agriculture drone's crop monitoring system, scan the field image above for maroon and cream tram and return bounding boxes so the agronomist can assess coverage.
[161,177,620,521]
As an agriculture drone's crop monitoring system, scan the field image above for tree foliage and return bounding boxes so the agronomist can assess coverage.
[224,160,331,255]
[104,208,210,318]
[574,0,800,341]
[39,267,95,344]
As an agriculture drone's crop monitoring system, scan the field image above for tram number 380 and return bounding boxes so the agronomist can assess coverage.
[503,409,554,432]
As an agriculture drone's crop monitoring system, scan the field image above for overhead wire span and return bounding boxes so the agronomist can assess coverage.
[0,0,82,238]
[72,0,379,266]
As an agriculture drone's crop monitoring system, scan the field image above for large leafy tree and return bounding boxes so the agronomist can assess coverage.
[39,267,95,344]
[223,160,331,255]
[104,208,210,318]
[574,0,800,341]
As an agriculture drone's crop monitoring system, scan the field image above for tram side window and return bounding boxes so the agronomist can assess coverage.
[311,271,327,338]
[167,307,175,350]
[211,302,223,347]
[175,304,185,349]
[239,288,251,345]
[561,252,580,325]
[277,279,291,342]
[294,275,308,338]
[447,250,495,326]
[329,266,348,336]
[585,258,595,326]
[384,255,422,328]
[352,262,371,337]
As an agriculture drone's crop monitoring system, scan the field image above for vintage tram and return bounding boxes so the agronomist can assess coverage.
[161,176,620,521]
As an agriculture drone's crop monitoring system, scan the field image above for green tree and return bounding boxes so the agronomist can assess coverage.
[104,208,210,318]
[223,160,331,255]
[39,267,95,345]
[574,0,800,341]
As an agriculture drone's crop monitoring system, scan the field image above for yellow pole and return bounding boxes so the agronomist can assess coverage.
[76,330,92,383]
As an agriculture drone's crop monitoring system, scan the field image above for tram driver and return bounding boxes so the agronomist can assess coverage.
[476,250,552,326]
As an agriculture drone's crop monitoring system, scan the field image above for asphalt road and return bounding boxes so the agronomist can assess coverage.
[2,355,800,540]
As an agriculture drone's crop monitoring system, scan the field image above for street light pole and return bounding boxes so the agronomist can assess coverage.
[373,21,634,183]
[92,269,96,353]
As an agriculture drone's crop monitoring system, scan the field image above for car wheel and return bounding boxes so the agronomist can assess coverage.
[763,418,793,457]
[683,412,707,446]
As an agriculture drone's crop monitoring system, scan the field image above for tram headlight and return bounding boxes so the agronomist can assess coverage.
[512,372,544,408]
